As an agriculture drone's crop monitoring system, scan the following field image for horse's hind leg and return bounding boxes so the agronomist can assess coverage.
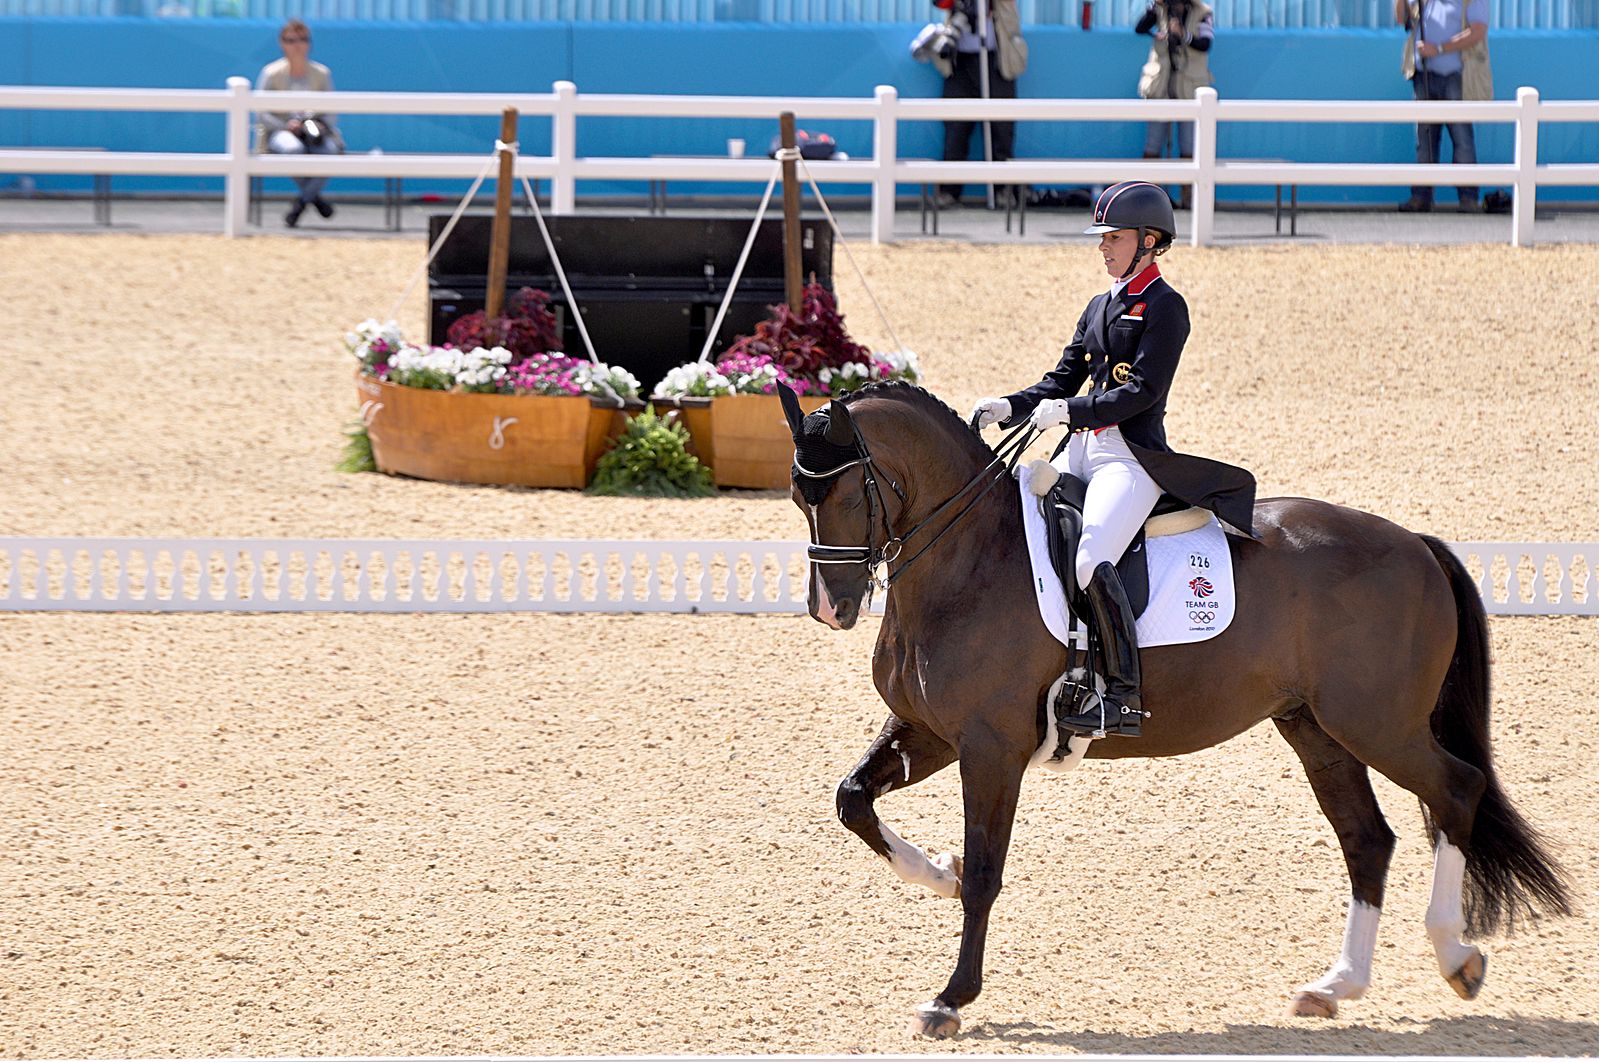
[836,715,960,898]
[1274,708,1396,1019]
[1315,709,1489,1002]
[1362,736,1489,998]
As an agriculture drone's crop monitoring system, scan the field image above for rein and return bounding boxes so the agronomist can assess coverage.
[801,417,1039,594]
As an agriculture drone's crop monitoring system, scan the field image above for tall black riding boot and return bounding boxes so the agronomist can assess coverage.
[1058,561,1146,738]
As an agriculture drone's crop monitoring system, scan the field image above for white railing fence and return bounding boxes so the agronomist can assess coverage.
[1,537,1594,615]
[2,81,1597,246]
[2,0,1592,30]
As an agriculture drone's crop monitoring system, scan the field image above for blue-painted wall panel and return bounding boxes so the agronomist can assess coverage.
[2,17,1596,201]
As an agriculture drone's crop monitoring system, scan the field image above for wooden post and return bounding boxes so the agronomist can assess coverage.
[485,108,518,322]
[779,111,803,314]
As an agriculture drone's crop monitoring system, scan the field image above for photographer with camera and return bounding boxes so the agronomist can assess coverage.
[912,0,1027,209]
[1395,0,1489,213]
[1134,0,1214,210]
[256,20,346,228]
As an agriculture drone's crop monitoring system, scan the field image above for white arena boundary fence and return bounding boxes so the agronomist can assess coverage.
[1,80,1596,246]
[30,1056,1599,1062]
[31,1056,1599,1062]
[1,537,1595,616]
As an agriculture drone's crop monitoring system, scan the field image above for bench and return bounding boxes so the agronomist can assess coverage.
[1226,159,1301,235]
[248,174,406,230]
[647,155,754,215]
[919,182,1029,236]
[25,147,112,226]
[919,160,1302,238]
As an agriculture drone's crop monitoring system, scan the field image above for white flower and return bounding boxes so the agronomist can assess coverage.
[345,318,408,365]
[655,361,734,398]
[873,348,923,382]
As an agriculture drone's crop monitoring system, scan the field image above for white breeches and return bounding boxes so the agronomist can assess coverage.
[1052,426,1162,588]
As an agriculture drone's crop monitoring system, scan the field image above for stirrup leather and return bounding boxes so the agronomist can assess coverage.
[1056,562,1149,740]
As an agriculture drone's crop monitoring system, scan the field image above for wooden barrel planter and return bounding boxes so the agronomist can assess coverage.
[357,373,635,488]
[652,396,716,470]
[654,392,828,490]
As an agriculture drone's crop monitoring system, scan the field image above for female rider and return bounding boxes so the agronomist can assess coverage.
[971,180,1255,739]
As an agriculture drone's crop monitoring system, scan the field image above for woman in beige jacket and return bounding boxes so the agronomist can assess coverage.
[255,19,345,227]
[1135,0,1214,207]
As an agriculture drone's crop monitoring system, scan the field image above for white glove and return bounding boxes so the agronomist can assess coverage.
[1030,398,1073,430]
[970,397,1012,429]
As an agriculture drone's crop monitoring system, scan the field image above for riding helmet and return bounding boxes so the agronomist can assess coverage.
[1084,180,1176,249]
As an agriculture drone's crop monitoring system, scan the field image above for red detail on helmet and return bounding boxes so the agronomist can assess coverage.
[1094,181,1167,229]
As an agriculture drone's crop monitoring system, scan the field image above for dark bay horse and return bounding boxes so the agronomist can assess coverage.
[779,381,1570,1038]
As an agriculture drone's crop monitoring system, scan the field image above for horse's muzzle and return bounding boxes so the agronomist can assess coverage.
[811,571,859,630]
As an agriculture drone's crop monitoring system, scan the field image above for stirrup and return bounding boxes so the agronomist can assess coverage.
[1057,689,1146,739]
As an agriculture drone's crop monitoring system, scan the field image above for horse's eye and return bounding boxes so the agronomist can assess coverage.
[840,492,865,513]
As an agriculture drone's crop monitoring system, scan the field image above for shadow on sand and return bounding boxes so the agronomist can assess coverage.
[959,1014,1599,1055]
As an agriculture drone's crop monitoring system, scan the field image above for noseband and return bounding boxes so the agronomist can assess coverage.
[799,415,1039,594]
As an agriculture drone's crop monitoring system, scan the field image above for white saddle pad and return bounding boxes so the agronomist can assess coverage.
[1015,461,1236,651]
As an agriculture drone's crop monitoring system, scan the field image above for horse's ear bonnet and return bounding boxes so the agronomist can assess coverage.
[784,387,861,506]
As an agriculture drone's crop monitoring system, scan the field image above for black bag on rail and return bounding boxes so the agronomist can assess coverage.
[766,129,838,161]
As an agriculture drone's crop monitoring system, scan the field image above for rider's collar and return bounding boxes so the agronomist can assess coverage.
[1115,261,1162,299]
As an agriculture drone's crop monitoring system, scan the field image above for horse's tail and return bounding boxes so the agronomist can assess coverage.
[1419,534,1572,936]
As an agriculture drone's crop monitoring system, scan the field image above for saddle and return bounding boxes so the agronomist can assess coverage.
[1032,460,1207,619]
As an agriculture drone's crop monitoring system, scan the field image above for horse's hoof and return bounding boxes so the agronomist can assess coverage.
[910,1000,961,1039]
[1285,991,1338,1019]
[1447,947,1487,1000]
[930,852,964,898]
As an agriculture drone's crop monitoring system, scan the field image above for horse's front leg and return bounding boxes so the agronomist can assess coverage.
[913,731,1029,1039]
[836,715,959,897]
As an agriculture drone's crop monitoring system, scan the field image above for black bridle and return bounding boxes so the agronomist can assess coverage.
[799,416,1039,594]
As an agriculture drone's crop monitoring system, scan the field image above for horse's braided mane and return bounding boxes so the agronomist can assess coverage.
[839,380,998,464]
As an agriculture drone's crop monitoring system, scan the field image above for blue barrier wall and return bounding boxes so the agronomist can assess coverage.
[2,18,1596,201]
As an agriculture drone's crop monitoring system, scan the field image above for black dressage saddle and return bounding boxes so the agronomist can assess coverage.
[1041,471,1190,621]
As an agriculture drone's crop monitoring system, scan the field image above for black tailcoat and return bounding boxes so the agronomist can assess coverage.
[1001,266,1258,536]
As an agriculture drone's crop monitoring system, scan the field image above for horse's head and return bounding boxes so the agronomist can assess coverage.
[780,382,907,631]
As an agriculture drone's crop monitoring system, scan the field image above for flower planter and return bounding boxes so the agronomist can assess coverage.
[710,393,830,490]
[652,393,828,489]
[651,396,717,469]
[357,373,633,488]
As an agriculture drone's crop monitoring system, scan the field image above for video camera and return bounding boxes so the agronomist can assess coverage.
[929,0,980,61]
[293,111,327,148]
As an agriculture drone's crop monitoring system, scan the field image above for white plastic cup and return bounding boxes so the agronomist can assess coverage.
[727,138,746,159]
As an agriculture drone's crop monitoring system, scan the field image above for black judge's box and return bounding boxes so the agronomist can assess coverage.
[427,214,836,390]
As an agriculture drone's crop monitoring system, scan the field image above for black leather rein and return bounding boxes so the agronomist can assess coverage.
[799,417,1039,591]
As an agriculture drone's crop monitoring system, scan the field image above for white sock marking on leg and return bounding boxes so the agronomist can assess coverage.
[890,738,911,783]
[879,822,959,898]
[1299,898,1379,1000]
[1427,835,1476,975]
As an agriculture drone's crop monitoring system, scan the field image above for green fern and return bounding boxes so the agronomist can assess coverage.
[336,421,377,474]
[587,406,715,498]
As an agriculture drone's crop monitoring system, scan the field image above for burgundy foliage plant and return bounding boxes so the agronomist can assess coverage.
[722,282,869,382]
[445,287,563,362]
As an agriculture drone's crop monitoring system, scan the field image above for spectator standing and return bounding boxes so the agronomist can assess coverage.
[1396,0,1489,212]
[256,19,345,228]
[913,0,1028,209]
[1135,0,1214,211]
